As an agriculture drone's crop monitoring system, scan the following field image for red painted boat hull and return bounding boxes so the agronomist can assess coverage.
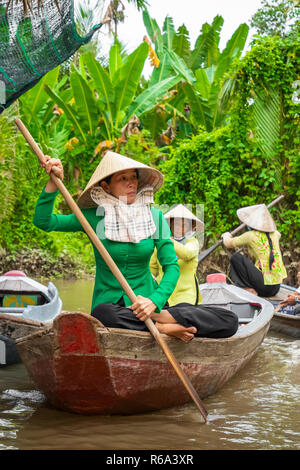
[17,305,272,415]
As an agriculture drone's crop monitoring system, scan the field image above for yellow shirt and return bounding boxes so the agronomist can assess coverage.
[232,230,287,285]
[150,237,202,306]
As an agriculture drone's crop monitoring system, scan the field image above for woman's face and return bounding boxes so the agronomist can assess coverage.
[171,218,192,238]
[101,169,138,204]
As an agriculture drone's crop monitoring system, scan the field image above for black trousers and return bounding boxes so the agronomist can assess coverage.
[230,252,280,297]
[91,298,239,339]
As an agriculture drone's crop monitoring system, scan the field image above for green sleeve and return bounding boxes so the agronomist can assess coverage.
[148,209,180,312]
[33,187,89,233]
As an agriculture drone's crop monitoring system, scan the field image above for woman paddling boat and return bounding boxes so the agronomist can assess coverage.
[34,151,238,343]
[221,203,287,297]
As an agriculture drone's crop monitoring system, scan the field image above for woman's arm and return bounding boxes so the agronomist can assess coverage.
[173,238,199,261]
[222,231,252,249]
[33,187,85,233]
[33,156,91,233]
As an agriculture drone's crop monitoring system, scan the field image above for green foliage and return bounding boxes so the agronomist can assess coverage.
[232,35,300,223]
[156,34,300,245]
[142,11,249,137]
[0,13,298,279]
[120,130,163,167]
[250,0,300,37]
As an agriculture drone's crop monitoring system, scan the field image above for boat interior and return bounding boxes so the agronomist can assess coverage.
[206,301,262,326]
[0,290,48,316]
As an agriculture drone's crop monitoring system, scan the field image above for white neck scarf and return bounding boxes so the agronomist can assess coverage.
[90,186,156,243]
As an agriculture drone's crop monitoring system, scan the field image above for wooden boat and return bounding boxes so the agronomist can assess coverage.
[265,284,300,338]
[0,270,62,366]
[16,274,273,415]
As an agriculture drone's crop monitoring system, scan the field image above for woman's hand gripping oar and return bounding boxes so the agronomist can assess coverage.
[15,118,208,423]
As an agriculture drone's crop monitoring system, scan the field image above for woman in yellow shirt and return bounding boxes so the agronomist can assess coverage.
[150,205,239,339]
[222,203,287,297]
[150,204,202,305]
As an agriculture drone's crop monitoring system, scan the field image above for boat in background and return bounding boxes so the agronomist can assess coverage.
[16,274,273,416]
[266,284,300,339]
[0,270,62,366]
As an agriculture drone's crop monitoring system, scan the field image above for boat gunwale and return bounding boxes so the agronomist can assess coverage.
[0,312,46,327]
[15,298,273,348]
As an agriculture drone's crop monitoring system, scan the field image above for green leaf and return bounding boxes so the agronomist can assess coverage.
[251,87,281,160]
[69,67,99,135]
[126,75,182,119]
[194,69,211,98]
[172,24,191,63]
[142,9,164,54]
[189,16,224,70]
[214,23,249,82]
[83,52,114,128]
[148,52,174,86]
[44,84,86,142]
[109,42,123,81]
[114,42,148,125]
[167,50,195,85]
[21,66,60,122]
[183,83,210,130]
[162,16,176,50]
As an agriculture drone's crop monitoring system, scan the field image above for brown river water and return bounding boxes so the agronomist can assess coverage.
[0,279,299,451]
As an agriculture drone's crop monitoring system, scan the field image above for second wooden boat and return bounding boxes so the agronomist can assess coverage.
[16,277,273,416]
[0,270,62,366]
[266,285,300,338]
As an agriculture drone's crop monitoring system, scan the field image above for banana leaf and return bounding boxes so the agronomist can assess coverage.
[114,42,148,125]
[167,50,195,85]
[70,66,99,135]
[162,16,176,50]
[83,52,114,130]
[125,75,182,119]
[172,24,191,64]
[19,66,60,123]
[148,52,174,87]
[109,42,123,82]
[142,9,164,55]
[44,84,87,142]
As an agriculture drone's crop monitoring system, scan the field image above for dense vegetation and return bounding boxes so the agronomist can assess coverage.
[0,2,299,282]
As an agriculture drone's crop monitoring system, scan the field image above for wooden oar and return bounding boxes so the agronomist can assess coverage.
[15,118,208,423]
[198,194,285,263]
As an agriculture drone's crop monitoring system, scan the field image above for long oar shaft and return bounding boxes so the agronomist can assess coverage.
[15,118,208,422]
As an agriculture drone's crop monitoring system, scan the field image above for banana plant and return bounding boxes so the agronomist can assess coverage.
[43,41,183,148]
[142,11,249,135]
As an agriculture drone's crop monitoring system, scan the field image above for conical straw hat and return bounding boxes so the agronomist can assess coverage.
[237,204,277,232]
[164,204,204,234]
[77,151,164,208]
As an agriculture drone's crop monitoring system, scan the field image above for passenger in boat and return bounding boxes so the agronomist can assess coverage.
[150,204,203,306]
[34,151,238,342]
[275,263,300,314]
[221,204,287,297]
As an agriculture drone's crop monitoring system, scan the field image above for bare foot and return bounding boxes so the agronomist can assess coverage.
[244,287,258,296]
[156,323,197,343]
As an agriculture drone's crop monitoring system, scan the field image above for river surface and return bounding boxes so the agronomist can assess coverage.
[0,279,299,451]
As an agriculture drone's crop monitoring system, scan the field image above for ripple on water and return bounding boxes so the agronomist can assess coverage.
[0,323,299,449]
